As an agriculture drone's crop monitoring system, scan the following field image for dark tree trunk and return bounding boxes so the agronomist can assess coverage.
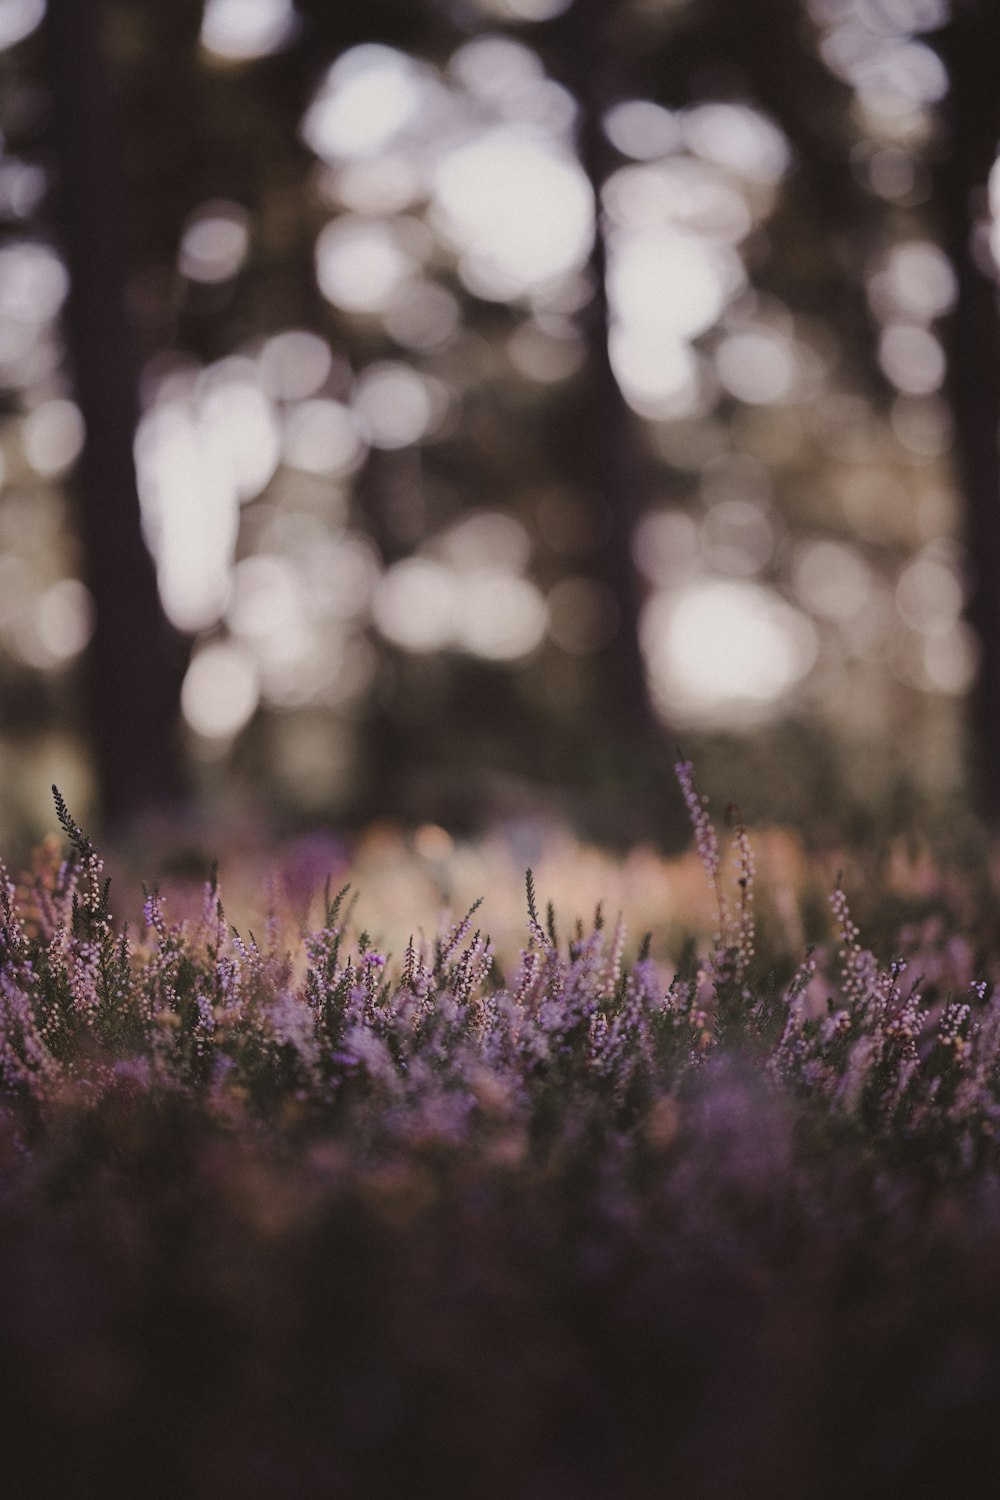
[46,0,188,829]
[539,0,659,742]
[930,5,1000,823]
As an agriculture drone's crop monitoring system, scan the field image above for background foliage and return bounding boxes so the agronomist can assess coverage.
[1,0,998,851]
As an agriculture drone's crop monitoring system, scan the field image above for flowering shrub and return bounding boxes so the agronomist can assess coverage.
[3,768,1000,1496]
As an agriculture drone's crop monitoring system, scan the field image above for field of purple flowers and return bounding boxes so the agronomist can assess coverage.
[4,765,1000,1498]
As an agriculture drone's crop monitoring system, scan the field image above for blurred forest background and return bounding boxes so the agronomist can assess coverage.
[0,0,998,856]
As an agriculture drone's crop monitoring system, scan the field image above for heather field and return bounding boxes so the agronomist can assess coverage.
[4,767,1000,1499]
[10,1,1000,1495]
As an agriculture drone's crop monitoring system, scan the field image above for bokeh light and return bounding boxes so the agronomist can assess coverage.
[891,394,952,457]
[179,201,250,284]
[259,330,334,401]
[0,242,69,324]
[632,510,700,587]
[384,283,461,350]
[283,398,366,477]
[448,36,574,133]
[715,328,798,405]
[302,46,428,160]
[869,240,956,322]
[0,157,46,220]
[0,242,66,391]
[681,102,791,185]
[13,578,94,669]
[225,554,302,643]
[792,540,872,623]
[315,215,421,314]
[135,401,237,633]
[135,361,281,632]
[199,366,282,500]
[608,229,741,337]
[431,127,594,300]
[642,580,818,723]
[878,322,945,393]
[200,0,297,63]
[301,534,380,621]
[352,363,444,448]
[0,0,980,836]
[438,511,531,574]
[454,571,547,660]
[22,399,85,477]
[471,0,572,20]
[34,578,95,663]
[181,642,259,739]
[923,624,978,695]
[374,558,455,652]
[0,0,44,53]
[604,100,680,162]
[609,326,701,420]
[895,550,964,636]
[700,500,775,576]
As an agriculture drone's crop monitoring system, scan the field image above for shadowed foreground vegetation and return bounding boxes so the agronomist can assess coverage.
[3,768,1000,1497]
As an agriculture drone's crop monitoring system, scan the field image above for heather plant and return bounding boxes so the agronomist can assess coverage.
[3,767,1000,1171]
[4,770,1000,1497]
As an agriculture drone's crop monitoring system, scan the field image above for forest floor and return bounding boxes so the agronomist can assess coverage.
[3,773,1000,1497]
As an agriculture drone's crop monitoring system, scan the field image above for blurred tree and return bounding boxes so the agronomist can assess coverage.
[0,0,988,842]
[530,0,654,738]
[45,0,189,826]
[929,2,1000,822]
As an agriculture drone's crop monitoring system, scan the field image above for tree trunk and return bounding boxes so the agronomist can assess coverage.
[930,6,1000,823]
[539,0,659,742]
[46,0,188,829]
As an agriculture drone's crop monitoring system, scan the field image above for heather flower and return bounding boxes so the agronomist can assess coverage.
[6,779,1000,1493]
[0,778,999,1178]
[731,820,756,982]
[674,758,728,944]
[830,879,878,1012]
